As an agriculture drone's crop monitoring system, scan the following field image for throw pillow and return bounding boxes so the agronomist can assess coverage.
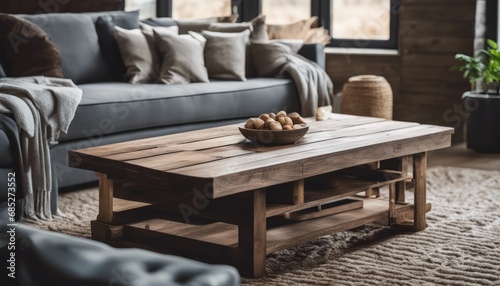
[140,23,178,67]
[269,39,304,54]
[154,30,209,84]
[201,30,251,81]
[207,22,256,77]
[251,42,292,78]
[0,13,63,78]
[95,11,140,81]
[267,16,318,40]
[114,26,156,84]
[141,17,177,27]
[175,14,238,34]
[305,27,331,46]
[249,14,268,42]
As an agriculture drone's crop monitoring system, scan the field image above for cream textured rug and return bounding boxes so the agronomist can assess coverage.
[22,167,500,285]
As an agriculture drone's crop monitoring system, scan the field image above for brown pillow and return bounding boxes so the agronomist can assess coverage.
[201,30,251,81]
[114,26,156,83]
[251,42,292,78]
[154,30,209,84]
[175,14,238,34]
[0,14,63,78]
[305,27,331,46]
[267,16,318,40]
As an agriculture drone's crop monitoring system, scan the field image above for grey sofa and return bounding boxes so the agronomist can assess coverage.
[0,11,324,195]
[0,10,325,285]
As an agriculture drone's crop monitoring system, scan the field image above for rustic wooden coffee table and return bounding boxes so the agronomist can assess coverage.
[68,114,453,278]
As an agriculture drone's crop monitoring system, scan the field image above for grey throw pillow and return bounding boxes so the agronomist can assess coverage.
[154,30,209,84]
[201,30,251,81]
[114,26,157,83]
[207,23,256,78]
[175,14,238,34]
[249,14,269,42]
[140,23,178,74]
[251,42,292,77]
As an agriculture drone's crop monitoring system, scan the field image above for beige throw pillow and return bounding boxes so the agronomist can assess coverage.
[207,22,258,78]
[175,14,238,34]
[249,14,268,42]
[140,23,178,69]
[201,30,251,81]
[267,17,318,40]
[114,26,156,83]
[154,30,209,84]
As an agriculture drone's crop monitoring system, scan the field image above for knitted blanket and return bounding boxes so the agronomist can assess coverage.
[0,77,82,220]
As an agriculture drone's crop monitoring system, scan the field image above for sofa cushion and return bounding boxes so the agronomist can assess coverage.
[19,11,138,84]
[60,79,300,141]
[0,14,64,78]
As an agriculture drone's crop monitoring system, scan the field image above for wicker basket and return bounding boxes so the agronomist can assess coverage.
[340,75,393,120]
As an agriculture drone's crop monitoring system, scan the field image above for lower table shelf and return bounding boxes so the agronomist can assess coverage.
[92,197,431,259]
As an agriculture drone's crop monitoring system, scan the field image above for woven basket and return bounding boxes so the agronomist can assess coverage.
[340,75,393,120]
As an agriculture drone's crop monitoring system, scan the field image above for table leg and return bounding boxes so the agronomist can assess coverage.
[96,172,114,223]
[413,152,427,231]
[396,156,408,203]
[238,188,266,278]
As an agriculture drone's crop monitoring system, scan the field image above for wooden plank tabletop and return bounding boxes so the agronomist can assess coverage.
[69,114,454,198]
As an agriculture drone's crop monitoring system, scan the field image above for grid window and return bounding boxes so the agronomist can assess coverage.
[262,0,312,24]
[331,0,391,40]
[172,0,232,19]
[125,0,156,19]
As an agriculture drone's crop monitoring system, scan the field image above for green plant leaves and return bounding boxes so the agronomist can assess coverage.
[455,39,500,93]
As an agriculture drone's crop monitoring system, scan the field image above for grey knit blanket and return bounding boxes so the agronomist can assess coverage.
[0,77,82,220]
[280,53,334,117]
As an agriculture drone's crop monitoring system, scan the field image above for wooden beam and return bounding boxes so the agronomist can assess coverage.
[238,188,266,278]
[413,152,427,231]
[96,173,114,223]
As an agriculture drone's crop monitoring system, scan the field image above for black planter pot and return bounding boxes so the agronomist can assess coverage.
[463,92,500,153]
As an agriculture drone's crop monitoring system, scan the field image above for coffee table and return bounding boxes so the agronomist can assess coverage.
[68,114,453,278]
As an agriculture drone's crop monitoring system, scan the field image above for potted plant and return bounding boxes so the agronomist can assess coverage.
[455,39,500,153]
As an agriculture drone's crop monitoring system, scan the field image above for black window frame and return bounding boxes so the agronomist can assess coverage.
[155,0,239,18]
[314,0,399,49]
[144,0,400,50]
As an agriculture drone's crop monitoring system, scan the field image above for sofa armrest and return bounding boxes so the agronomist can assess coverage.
[298,43,326,70]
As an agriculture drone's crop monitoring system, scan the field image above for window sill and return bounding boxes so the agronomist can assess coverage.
[325,47,399,56]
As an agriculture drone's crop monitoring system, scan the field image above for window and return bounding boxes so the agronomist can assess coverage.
[262,0,311,24]
[331,0,390,40]
[125,0,156,19]
[321,0,399,49]
[172,0,232,19]
[125,0,399,49]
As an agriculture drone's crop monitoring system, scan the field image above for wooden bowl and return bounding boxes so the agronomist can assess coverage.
[238,124,309,145]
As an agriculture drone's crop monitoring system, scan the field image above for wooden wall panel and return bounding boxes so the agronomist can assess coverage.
[326,0,482,142]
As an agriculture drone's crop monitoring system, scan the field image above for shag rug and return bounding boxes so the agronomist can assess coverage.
[22,167,500,286]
